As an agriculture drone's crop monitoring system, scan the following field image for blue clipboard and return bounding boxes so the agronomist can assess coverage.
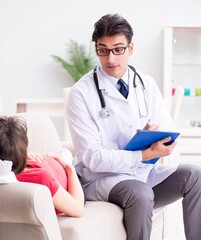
[123,130,180,164]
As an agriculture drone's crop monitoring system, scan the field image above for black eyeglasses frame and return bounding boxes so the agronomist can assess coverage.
[96,44,130,56]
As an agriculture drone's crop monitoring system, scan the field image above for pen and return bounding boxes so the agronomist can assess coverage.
[144,119,151,129]
[136,119,151,132]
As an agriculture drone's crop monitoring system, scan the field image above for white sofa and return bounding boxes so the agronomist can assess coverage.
[0,112,164,240]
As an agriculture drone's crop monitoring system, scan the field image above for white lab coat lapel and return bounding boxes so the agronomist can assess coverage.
[95,68,137,144]
[127,68,135,106]
[97,67,129,101]
[127,69,144,129]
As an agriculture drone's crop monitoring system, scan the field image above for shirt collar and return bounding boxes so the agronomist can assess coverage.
[99,65,129,88]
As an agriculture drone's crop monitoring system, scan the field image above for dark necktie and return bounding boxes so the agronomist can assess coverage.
[118,79,129,98]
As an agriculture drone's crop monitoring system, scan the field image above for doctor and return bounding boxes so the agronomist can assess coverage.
[67,13,201,240]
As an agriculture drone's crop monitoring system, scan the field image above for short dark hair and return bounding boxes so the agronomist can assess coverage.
[0,116,28,175]
[92,13,134,44]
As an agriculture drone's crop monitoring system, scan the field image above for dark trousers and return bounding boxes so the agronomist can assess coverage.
[108,164,201,240]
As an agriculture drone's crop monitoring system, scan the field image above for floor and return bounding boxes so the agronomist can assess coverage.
[163,200,186,240]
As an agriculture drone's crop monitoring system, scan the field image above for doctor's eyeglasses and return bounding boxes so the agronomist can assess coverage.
[96,44,129,56]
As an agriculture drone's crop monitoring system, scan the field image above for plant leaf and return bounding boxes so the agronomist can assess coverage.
[52,40,97,81]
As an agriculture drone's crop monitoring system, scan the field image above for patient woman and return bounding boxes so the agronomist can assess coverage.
[0,115,84,217]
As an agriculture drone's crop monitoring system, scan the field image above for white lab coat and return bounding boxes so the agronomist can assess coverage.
[67,66,178,201]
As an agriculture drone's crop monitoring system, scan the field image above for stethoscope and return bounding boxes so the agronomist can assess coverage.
[93,65,149,118]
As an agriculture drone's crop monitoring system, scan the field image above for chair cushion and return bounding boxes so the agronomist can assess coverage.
[15,112,62,154]
[58,201,127,240]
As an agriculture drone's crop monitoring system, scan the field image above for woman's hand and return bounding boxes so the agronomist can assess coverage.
[45,152,74,170]
[46,152,84,217]
[27,152,47,163]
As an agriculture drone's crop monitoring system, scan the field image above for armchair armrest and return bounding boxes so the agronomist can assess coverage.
[61,140,76,157]
[0,182,62,240]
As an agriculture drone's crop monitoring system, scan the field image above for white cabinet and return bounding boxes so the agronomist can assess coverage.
[172,127,201,164]
[163,27,201,165]
[163,27,201,128]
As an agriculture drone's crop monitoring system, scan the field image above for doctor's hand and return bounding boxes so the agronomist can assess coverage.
[143,120,159,131]
[142,136,177,162]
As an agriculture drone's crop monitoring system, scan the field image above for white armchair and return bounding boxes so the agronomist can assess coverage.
[0,112,164,240]
[63,87,75,156]
[0,182,62,240]
[16,112,62,154]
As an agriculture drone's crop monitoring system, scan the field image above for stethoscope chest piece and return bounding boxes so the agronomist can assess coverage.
[100,107,110,118]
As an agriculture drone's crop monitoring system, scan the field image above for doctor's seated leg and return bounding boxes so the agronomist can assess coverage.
[108,179,154,240]
[153,164,201,240]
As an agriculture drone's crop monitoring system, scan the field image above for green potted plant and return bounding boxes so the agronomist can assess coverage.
[52,40,97,82]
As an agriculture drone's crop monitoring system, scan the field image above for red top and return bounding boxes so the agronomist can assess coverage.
[16,155,67,214]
